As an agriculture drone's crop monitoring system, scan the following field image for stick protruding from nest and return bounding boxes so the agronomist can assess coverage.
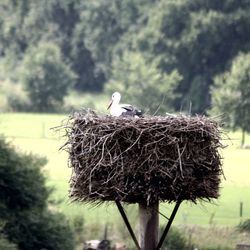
[63,109,223,206]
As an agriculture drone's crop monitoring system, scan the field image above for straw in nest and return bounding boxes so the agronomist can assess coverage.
[63,109,223,206]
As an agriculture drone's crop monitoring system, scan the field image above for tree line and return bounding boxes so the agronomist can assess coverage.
[1,0,250,138]
[0,138,75,249]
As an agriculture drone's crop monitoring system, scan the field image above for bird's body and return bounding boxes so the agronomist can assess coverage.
[107,92,142,117]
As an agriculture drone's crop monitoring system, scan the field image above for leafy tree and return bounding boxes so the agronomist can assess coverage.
[0,138,75,249]
[20,42,76,112]
[0,140,49,217]
[44,0,105,91]
[74,0,250,113]
[132,0,250,113]
[0,0,104,92]
[1,0,250,111]
[106,51,181,114]
[80,0,155,78]
[70,22,105,91]
[210,53,250,146]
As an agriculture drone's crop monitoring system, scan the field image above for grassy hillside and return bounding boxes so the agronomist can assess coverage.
[1,112,250,228]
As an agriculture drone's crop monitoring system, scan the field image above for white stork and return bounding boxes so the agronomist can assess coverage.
[107,92,142,117]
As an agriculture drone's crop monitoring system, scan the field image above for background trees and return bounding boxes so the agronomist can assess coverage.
[0,138,75,249]
[210,53,250,146]
[20,42,75,112]
[0,0,250,115]
[0,0,104,92]
[106,52,181,113]
[131,0,250,113]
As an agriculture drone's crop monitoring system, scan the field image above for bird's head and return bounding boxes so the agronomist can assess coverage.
[107,92,121,110]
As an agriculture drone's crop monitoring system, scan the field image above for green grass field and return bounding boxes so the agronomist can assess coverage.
[1,112,250,244]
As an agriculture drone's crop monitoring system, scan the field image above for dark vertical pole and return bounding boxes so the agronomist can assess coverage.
[139,201,159,250]
[241,129,245,147]
[104,224,108,240]
[240,202,243,218]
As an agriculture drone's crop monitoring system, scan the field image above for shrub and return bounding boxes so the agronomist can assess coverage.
[5,211,74,250]
[0,80,28,112]
[72,215,85,243]
[0,138,75,249]
[238,219,250,233]
[7,94,31,112]
[161,227,191,250]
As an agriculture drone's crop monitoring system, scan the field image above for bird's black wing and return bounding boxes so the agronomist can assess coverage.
[121,105,143,117]
[121,105,134,112]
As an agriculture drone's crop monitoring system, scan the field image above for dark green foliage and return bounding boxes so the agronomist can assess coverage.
[210,52,250,145]
[79,0,152,78]
[72,215,85,243]
[72,215,84,235]
[133,0,250,113]
[0,139,49,216]
[5,211,74,250]
[0,0,104,92]
[160,227,191,250]
[106,52,181,114]
[238,219,250,233]
[70,23,105,91]
[20,42,76,112]
[7,94,31,112]
[1,0,250,114]
[0,138,75,249]
[78,0,250,113]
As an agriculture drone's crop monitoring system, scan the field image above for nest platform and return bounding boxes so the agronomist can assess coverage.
[64,110,223,206]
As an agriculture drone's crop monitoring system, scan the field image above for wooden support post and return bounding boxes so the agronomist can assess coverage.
[139,201,159,250]
[116,200,181,250]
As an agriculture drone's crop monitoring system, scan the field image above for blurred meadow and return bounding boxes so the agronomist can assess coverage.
[1,1,250,249]
[1,111,250,249]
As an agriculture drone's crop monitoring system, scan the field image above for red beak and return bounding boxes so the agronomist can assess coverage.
[107,100,113,110]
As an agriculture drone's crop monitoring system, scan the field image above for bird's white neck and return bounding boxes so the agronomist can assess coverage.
[113,96,120,106]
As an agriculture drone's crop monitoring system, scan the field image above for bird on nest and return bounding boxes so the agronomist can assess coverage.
[107,92,143,117]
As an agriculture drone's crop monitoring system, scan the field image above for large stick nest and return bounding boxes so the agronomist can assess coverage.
[64,109,223,205]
